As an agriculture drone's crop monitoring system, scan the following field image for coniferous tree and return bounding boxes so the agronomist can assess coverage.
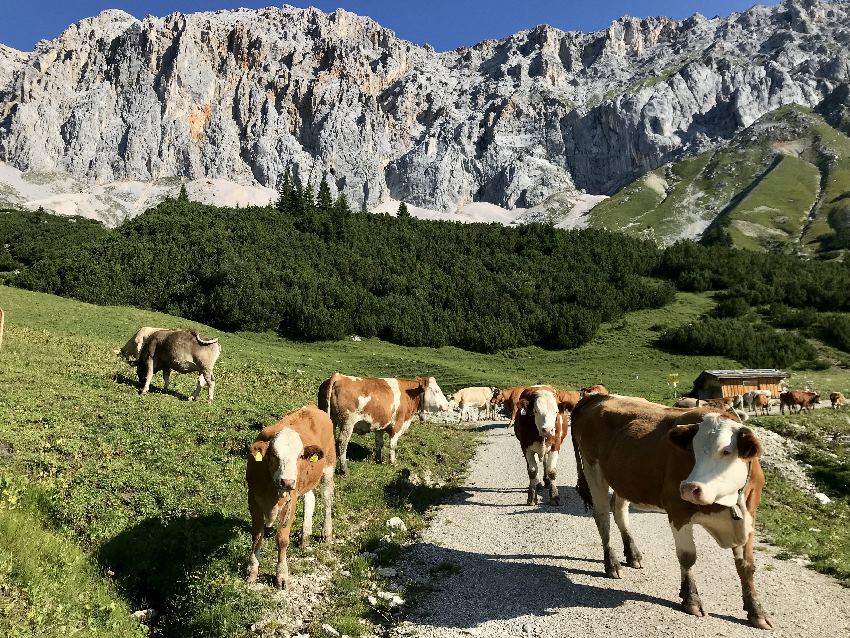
[178,183,189,202]
[316,175,333,212]
[303,179,316,213]
[397,201,411,218]
[333,193,351,216]
[276,169,293,213]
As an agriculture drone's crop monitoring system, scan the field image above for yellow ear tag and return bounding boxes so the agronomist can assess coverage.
[309,454,319,463]
[253,451,263,462]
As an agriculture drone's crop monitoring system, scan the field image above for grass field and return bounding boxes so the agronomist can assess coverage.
[1,284,849,636]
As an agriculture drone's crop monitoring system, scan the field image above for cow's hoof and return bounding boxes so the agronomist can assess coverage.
[301,538,311,549]
[549,495,560,506]
[682,600,706,617]
[626,557,643,569]
[275,577,288,590]
[246,571,258,584]
[603,552,623,579]
[748,614,773,630]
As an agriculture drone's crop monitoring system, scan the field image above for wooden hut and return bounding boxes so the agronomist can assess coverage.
[690,369,789,400]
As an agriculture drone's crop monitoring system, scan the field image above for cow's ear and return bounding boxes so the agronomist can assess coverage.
[250,441,269,462]
[668,424,699,450]
[302,446,324,462]
[557,401,571,414]
[737,427,762,459]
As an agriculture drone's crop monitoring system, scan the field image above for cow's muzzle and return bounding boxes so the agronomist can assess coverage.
[679,481,712,505]
[279,478,296,491]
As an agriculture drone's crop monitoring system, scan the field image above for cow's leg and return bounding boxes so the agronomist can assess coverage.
[204,369,215,402]
[388,422,410,465]
[336,418,355,475]
[374,429,385,463]
[613,495,643,568]
[543,450,560,505]
[585,462,622,578]
[670,522,705,617]
[162,368,171,392]
[524,447,541,505]
[246,499,265,583]
[139,358,154,395]
[733,534,772,629]
[301,490,315,548]
[275,499,297,589]
[321,465,334,542]
[189,372,203,401]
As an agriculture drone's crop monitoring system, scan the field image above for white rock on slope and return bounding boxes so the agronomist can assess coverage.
[0,0,849,219]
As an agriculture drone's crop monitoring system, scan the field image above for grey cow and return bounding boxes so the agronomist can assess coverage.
[137,330,221,401]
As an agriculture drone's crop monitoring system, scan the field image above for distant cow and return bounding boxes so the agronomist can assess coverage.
[780,390,820,414]
[674,398,700,408]
[137,330,221,401]
[246,405,335,589]
[555,389,582,412]
[831,392,846,410]
[119,326,171,362]
[742,390,771,413]
[581,384,609,397]
[514,387,569,505]
[753,394,770,416]
[449,386,498,422]
[320,374,450,474]
[492,385,555,426]
[571,395,771,629]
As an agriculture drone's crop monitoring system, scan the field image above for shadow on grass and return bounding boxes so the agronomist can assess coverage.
[112,372,190,400]
[98,513,246,629]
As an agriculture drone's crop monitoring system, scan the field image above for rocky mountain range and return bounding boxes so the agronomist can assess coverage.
[1,0,850,229]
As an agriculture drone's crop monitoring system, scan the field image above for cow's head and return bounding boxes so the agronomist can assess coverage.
[421,376,450,412]
[490,388,506,406]
[252,428,324,492]
[580,384,609,398]
[518,390,559,438]
[669,413,761,507]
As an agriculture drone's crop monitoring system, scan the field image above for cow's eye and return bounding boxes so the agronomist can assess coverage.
[721,449,732,456]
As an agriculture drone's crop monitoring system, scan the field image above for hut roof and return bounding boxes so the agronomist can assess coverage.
[701,369,790,380]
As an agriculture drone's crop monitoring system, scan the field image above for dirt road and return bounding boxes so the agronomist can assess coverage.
[396,423,850,638]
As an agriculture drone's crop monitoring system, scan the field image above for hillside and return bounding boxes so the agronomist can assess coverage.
[2,1,850,224]
[584,104,850,256]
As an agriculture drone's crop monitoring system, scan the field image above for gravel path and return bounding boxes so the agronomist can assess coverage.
[395,422,850,638]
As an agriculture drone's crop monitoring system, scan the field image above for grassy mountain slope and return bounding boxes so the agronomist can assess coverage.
[585,103,850,256]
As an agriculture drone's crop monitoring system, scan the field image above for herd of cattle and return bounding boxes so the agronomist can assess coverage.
[117,326,850,630]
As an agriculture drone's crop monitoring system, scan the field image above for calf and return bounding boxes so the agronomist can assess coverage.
[753,394,770,416]
[830,392,846,410]
[571,395,771,629]
[449,386,498,422]
[137,330,221,401]
[743,390,771,413]
[514,388,569,505]
[780,390,820,414]
[321,374,450,474]
[246,405,335,589]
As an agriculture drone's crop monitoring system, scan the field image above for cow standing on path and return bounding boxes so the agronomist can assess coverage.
[571,394,772,629]
[137,330,221,401]
[514,387,569,505]
[320,374,450,475]
[246,405,335,589]
[449,386,498,422]
[831,392,846,409]
[780,390,820,414]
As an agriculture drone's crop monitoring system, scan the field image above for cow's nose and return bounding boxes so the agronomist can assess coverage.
[680,482,703,501]
[280,478,296,491]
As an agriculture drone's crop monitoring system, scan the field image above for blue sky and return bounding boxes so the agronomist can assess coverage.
[1,1,780,52]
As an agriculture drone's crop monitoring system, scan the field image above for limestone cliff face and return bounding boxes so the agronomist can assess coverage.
[1,0,849,212]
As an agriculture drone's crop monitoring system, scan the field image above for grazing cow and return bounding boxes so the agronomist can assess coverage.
[830,392,846,410]
[449,386,498,422]
[571,395,771,629]
[514,387,569,505]
[119,326,172,362]
[491,386,527,425]
[753,394,770,416]
[246,405,335,589]
[743,390,771,413]
[137,330,221,401]
[581,384,609,397]
[674,398,700,408]
[780,390,820,414]
[321,374,450,474]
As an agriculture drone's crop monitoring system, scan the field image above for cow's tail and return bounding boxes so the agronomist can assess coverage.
[318,373,337,415]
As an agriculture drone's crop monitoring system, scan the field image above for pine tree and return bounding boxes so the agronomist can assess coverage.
[397,201,411,218]
[333,193,351,216]
[178,183,189,202]
[303,178,315,213]
[290,179,306,216]
[276,169,293,213]
[316,175,333,212]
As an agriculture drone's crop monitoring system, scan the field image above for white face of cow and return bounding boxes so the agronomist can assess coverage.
[532,391,559,438]
[422,377,450,412]
[268,428,304,492]
[671,414,761,507]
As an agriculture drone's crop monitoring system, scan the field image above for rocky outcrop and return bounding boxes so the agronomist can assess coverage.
[1,0,849,213]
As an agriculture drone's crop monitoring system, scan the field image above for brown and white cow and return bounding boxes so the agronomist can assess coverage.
[320,374,450,475]
[491,386,527,426]
[780,390,820,414]
[246,404,335,589]
[555,389,582,412]
[674,397,700,408]
[137,330,221,401]
[514,387,569,505]
[580,383,609,397]
[830,392,846,410]
[753,394,770,416]
[571,394,771,629]
[119,326,172,362]
[449,386,499,422]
